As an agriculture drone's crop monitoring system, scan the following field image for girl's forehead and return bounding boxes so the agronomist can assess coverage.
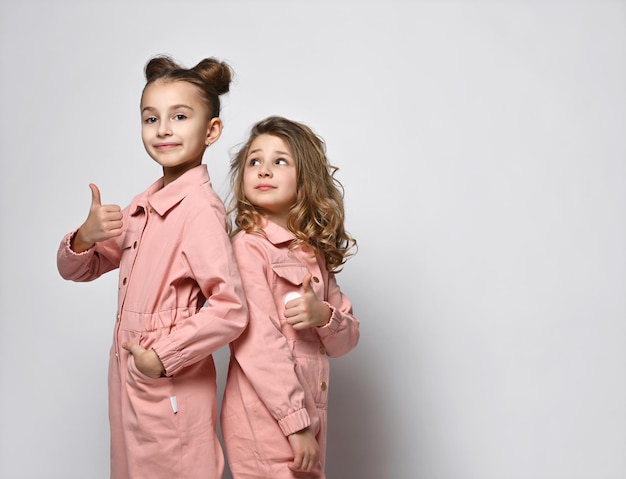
[141,80,204,109]
[249,134,291,153]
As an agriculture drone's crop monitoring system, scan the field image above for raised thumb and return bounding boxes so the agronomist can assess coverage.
[89,183,102,207]
[301,273,313,292]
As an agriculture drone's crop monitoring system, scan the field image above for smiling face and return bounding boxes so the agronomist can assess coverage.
[140,80,222,185]
[243,134,298,228]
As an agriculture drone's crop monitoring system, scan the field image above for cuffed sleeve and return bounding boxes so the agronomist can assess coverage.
[315,275,360,358]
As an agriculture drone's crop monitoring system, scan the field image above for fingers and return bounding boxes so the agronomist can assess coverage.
[284,291,302,305]
[287,428,320,473]
[284,272,328,329]
[285,273,313,312]
[104,211,124,236]
[122,344,165,378]
[122,342,146,356]
[288,452,304,472]
[288,320,308,331]
[84,183,123,240]
[285,273,315,309]
[287,456,309,472]
[89,183,102,207]
[287,452,318,473]
[284,276,314,329]
[89,183,122,216]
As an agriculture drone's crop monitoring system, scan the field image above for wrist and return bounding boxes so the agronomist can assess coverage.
[152,348,166,377]
[318,303,332,327]
[70,229,95,253]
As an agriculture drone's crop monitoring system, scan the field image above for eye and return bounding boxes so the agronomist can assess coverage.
[249,158,261,167]
[173,114,187,120]
[275,158,288,165]
[144,117,157,124]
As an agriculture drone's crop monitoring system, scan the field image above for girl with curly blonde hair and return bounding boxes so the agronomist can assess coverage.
[221,116,360,478]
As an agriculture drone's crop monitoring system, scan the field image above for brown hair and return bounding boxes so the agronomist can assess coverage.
[142,55,233,118]
[229,116,357,273]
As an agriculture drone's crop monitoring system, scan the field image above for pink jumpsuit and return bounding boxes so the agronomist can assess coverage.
[221,220,360,479]
[57,165,248,479]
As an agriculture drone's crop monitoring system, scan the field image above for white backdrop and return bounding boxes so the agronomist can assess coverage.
[1,1,624,478]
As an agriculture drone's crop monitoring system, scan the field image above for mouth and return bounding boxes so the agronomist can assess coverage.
[255,184,276,191]
[154,142,180,151]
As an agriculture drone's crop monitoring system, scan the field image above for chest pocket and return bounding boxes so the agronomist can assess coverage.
[272,263,309,288]
[271,262,326,302]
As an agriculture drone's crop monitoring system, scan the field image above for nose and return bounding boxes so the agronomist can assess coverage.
[258,165,272,177]
[157,119,171,137]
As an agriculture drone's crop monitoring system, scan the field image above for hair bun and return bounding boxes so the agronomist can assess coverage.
[192,58,233,96]
[144,55,180,82]
[142,54,234,118]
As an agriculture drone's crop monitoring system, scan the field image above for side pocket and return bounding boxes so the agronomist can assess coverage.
[126,352,165,386]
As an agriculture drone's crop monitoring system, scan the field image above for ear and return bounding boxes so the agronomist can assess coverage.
[206,117,223,146]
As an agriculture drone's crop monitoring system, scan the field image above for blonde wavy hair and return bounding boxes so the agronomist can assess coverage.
[228,116,356,273]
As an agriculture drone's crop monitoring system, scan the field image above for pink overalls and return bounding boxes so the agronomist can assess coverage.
[57,165,248,479]
[221,220,359,478]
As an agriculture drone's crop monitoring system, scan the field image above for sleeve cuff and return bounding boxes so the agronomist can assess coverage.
[63,229,93,256]
[316,302,340,336]
[277,408,311,436]
[152,342,185,376]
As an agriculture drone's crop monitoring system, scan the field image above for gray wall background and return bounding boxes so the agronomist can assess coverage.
[1,1,624,478]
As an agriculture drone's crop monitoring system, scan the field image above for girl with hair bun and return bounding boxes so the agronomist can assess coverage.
[221,116,360,478]
[57,55,248,478]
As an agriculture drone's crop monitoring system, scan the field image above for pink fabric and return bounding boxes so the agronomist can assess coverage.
[57,165,248,479]
[221,220,359,479]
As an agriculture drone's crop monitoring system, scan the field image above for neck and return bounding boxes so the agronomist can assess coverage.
[265,213,289,230]
[162,162,201,187]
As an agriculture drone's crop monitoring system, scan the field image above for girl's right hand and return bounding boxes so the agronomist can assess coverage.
[72,184,123,253]
[284,274,332,330]
[287,427,320,473]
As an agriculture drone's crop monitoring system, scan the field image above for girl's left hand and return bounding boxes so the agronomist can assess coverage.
[284,274,331,330]
[123,343,165,378]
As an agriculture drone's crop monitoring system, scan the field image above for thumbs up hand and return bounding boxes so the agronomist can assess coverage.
[71,183,123,253]
[284,274,332,330]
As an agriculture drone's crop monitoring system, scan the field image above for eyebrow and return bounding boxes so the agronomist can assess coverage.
[247,148,292,156]
[141,104,194,114]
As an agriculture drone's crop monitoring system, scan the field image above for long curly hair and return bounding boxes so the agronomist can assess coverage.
[228,116,356,273]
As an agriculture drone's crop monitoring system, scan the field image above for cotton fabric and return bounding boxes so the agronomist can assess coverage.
[57,165,247,479]
[221,220,359,479]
